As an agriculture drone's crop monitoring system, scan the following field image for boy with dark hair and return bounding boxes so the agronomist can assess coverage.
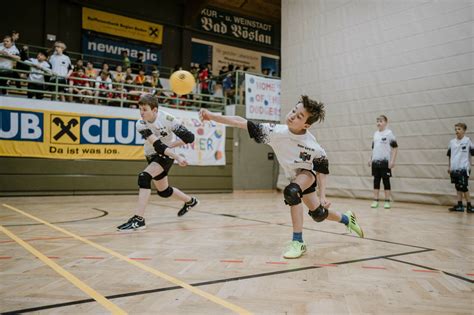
[25,50,51,99]
[368,115,398,209]
[200,95,364,259]
[117,95,199,230]
[448,123,473,213]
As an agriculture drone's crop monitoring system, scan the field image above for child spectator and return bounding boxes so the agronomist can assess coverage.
[0,35,20,95]
[134,68,146,85]
[48,41,72,101]
[447,123,473,213]
[121,50,130,69]
[69,67,92,103]
[25,50,51,99]
[114,65,125,84]
[85,61,97,79]
[94,70,113,105]
[74,58,84,71]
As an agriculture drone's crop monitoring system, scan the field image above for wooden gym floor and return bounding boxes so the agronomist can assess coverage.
[0,192,472,314]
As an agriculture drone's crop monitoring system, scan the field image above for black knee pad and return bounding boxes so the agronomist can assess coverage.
[308,205,329,222]
[283,183,302,206]
[157,186,173,198]
[138,172,152,189]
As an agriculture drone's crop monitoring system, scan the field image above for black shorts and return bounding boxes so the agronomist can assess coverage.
[49,77,68,92]
[372,161,392,178]
[450,169,469,192]
[146,154,174,180]
[301,171,317,195]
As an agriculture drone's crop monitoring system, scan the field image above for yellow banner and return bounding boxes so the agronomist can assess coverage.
[0,106,144,160]
[82,7,163,45]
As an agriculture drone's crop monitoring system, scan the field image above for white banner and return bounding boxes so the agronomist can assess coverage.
[0,97,225,165]
[164,107,226,166]
[245,74,281,121]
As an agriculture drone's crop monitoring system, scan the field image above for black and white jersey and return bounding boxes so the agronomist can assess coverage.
[136,110,189,157]
[247,121,329,180]
[48,53,72,77]
[371,129,398,167]
[447,136,473,174]
[27,58,51,82]
[0,44,19,70]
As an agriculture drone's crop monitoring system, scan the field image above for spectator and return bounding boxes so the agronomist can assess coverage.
[121,50,130,69]
[198,63,210,102]
[74,58,84,71]
[48,41,72,101]
[69,67,92,103]
[0,35,20,95]
[85,61,97,79]
[94,70,113,104]
[262,68,270,76]
[133,68,146,85]
[10,31,29,87]
[99,62,113,80]
[25,50,51,99]
[219,65,228,76]
[10,30,20,44]
[114,65,125,83]
[222,72,235,103]
[149,69,163,89]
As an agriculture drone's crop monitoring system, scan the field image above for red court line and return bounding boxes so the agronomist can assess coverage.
[174,258,198,262]
[412,269,439,273]
[466,273,474,276]
[362,266,387,270]
[130,257,151,261]
[0,222,268,245]
[83,256,105,260]
[314,263,338,267]
[0,256,12,259]
[220,260,243,263]
[266,261,288,265]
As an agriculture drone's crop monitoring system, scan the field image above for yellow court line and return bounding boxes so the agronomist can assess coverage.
[0,224,127,315]
[2,203,252,315]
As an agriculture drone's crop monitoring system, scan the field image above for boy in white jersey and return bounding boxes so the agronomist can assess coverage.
[48,41,72,102]
[117,95,199,231]
[447,123,473,213]
[368,115,398,209]
[200,95,364,259]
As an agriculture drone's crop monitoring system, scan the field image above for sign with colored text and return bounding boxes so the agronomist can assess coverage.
[82,7,163,44]
[245,74,281,121]
[0,98,225,165]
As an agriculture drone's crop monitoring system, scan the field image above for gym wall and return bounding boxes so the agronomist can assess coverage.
[280,0,474,205]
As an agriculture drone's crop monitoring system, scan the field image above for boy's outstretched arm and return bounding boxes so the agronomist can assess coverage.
[199,108,248,130]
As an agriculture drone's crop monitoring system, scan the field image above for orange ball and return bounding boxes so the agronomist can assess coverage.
[169,70,196,95]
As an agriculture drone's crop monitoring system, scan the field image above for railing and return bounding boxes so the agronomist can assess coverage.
[0,62,226,112]
[17,42,174,77]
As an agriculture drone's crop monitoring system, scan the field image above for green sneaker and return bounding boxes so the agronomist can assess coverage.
[371,200,379,208]
[384,201,391,209]
[345,211,364,238]
[283,241,307,259]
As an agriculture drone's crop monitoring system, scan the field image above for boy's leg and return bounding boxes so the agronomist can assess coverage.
[383,177,392,209]
[117,162,163,231]
[282,171,314,259]
[372,175,381,208]
[465,190,473,213]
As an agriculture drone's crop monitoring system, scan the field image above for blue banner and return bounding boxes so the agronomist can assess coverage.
[81,31,161,66]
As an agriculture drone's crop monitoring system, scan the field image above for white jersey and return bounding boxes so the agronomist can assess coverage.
[248,122,328,180]
[0,44,19,70]
[448,136,473,174]
[136,110,184,157]
[48,53,72,77]
[371,129,398,167]
[27,58,51,82]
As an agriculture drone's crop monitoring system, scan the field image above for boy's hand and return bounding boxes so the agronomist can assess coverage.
[367,159,372,167]
[199,108,212,122]
[176,155,188,167]
[447,168,451,174]
[320,199,331,209]
[389,161,395,169]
